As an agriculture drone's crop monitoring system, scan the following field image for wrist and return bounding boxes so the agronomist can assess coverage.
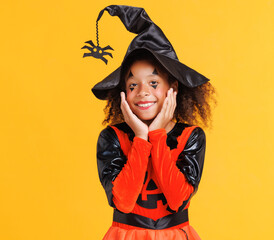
[135,134,148,141]
[148,128,166,134]
[148,128,166,141]
[149,123,167,132]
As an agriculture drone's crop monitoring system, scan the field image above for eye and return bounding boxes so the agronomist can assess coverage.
[150,81,158,89]
[129,83,137,88]
[128,83,137,91]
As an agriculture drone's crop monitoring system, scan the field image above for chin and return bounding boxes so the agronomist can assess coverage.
[136,113,156,121]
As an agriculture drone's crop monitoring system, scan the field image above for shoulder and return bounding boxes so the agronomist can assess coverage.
[183,125,206,152]
[186,126,206,142]
[169,122,205,151]
[174,123,205,139]
[167,122,204,150]
[111,122,135,142]
[98,125,120,148]
[99,125,116,139]
[98,122,134,145]
[99,122,128,135]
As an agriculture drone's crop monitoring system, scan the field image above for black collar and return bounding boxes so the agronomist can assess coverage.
[113,122,189,150]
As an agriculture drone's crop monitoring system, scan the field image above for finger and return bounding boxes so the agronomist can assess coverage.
[166,88,173,117]
[121,92,137,122]
[166,88,173,112]
[120,92,130,120]
[169,89,176,119]
[173,91,177,111]
[170,89,175,118]
[170,89,175,111]
[121,92,130,112]
[120,91,125,105]
[120,92,127,108]
[170,88,174,109]
[169,91,176,118]
[123,94,133,115]
[161,91,169,114]
[120,92,124,109]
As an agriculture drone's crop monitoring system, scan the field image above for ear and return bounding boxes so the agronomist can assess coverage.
[170,80,178,92]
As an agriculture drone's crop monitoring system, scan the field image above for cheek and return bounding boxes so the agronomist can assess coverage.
[126,91,133,103]
[154,88,168,100]
[126,90,131,99]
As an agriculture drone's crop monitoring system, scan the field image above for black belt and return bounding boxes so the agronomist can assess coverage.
[113,208,188,230]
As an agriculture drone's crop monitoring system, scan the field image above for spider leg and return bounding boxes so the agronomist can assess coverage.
[101,45,114,51]
[102,52,113,58]
[100,56,108,64]
[82,52,94,58]
[84,40,95,47]
[81,45,93,52]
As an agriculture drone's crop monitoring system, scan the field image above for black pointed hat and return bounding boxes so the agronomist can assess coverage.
[82,5,209,100]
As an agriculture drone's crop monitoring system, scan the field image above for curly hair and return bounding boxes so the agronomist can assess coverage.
[102,50,217,129]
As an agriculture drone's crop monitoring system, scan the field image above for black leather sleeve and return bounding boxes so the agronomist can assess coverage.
[176,127,206,194]
[96,126,127,207]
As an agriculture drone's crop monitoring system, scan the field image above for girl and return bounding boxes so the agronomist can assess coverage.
[83,5,216,240]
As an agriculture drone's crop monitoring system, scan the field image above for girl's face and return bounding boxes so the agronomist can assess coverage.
[125,60,175,123]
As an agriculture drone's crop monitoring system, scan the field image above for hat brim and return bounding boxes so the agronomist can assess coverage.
[92,48,209,100]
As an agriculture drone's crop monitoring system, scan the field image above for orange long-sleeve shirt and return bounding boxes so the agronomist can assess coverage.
[96,122,206,223]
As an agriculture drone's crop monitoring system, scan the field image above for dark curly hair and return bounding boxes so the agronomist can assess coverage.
[102,50,217,129]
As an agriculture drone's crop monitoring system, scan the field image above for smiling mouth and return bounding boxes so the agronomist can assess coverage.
[135,102,156,110]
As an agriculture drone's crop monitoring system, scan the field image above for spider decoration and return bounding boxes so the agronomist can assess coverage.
[81,40,114,64]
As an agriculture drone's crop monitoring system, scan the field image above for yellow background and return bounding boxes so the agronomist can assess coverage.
[1,0,273,239]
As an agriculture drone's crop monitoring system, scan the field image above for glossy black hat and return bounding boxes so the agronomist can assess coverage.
[82,5,209,100]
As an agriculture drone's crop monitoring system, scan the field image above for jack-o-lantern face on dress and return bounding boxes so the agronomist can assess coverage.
[137,170,168,210]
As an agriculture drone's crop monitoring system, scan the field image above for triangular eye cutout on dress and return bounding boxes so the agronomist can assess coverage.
[147,179,158,190]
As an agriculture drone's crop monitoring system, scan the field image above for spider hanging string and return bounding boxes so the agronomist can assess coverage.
[96,20,99,47]
[81,18,114,65]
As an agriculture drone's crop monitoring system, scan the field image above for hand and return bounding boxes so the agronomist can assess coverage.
[148,88,177,132]
[120,92,149,140]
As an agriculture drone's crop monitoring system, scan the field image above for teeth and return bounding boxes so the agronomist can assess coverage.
[138,103,154,107]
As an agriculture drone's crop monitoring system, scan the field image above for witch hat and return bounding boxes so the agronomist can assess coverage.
[82,5,210,100]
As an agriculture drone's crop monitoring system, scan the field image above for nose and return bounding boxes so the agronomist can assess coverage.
[137,83,150,97]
